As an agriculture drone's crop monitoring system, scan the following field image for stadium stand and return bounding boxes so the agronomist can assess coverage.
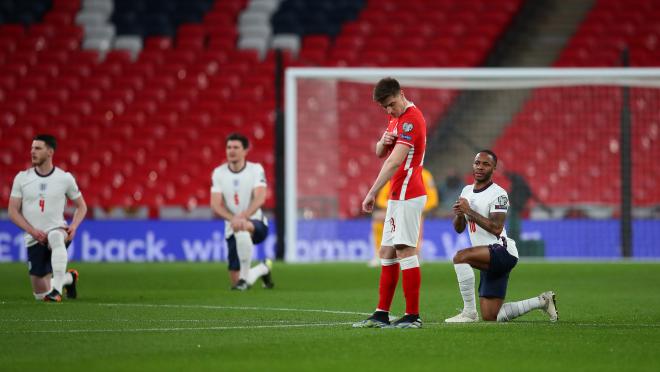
[493,0,660,208]
[293,0,522,217]
[0,0,524,218]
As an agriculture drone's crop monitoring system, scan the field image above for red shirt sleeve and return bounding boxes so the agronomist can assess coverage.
[395,116,420,147]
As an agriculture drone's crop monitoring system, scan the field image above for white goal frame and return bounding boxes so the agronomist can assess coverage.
[284,68,660,262]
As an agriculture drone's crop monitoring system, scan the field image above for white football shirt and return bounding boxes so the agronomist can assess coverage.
[460,182,519,258]
[10,167,82,247]
[210,161,268,236]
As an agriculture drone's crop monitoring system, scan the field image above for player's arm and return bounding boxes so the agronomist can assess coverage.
[363,144,409,212]
[210,192,234,221]
[375,132,397,158]
[66,196,87,242]
[7,197,47,242]
[457,197,506,236]
[472,211,506,237]
[452,212,467,233]
[240,185,266,218]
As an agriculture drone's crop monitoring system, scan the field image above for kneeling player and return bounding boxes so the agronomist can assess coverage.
[210,133,274,291]
[8,134,85,302]
[445,150,558,323]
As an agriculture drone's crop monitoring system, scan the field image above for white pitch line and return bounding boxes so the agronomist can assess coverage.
[3,321,659,335]
[3,322,354,334]
[0,319,301,323]
[3,301,659,329]
[97,302,373,316]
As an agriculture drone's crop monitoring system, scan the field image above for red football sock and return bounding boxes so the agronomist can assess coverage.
[377,261,400,312]
[400,256,421,315]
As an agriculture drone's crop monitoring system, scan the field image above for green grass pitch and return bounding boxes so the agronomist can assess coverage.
[1,261,659,371]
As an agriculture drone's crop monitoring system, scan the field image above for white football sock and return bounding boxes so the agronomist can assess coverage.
[48,230,68,293]
[380,258,399,266]
[497,296,543,322]
[398,255,419,270]
[234,231,254,282]
[34,290,50,300]
[454,263,477,314]
[247,262,269,286]
[51,272,73,290]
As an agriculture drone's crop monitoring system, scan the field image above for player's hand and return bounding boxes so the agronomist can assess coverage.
[66,225,77,242]
[362,193,376,213]
[230,216,247,231]
[455,197,470,214]
[380,131,397,146]
[452,203,463,217]
[30,228,47,243]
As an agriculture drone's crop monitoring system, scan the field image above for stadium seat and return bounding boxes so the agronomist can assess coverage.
[0,0,546,215]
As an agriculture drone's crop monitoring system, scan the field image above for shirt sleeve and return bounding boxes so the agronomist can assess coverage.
[210,168,222,193]
[490,190,509,214]
[395,117,420,147]
[459,186,469,199]
[66,173,82,200]
[254,164,267,188]
[10,173,23,198]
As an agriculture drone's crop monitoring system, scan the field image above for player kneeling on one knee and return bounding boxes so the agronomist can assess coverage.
[445,150,558,323]
[210,133,274,291]
[8,134,86,302]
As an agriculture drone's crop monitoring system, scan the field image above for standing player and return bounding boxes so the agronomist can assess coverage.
[8,134,86,302]
[445,150,558,323]
[210,133,274,291]
[369,168,438,267]
[353,77,427,329]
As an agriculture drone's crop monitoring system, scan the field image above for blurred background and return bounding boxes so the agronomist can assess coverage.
[1,0,659,262]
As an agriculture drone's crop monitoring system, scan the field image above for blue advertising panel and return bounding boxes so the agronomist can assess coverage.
[0,219,658,263]
[0,221,276,263]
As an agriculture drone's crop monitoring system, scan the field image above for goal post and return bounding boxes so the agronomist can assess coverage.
[284,68,660,262]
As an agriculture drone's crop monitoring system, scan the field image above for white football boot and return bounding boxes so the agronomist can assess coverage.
[444,310,479,323]
[540,291,559,322]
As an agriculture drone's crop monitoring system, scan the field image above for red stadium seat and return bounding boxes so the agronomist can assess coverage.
[0,0,535,213]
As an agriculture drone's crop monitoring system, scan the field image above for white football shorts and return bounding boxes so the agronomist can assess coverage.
[381,195,427,248]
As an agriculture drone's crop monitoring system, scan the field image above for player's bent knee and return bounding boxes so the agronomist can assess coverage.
[453,250,467,264]
[234,231,251,240]
[47,229,66,247]
[482,314,497,322]
[481,307,500,321]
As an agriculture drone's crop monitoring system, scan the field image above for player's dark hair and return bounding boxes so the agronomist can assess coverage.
[478,149,498,165]
[373,77,401,103]
[34,134,57,150]
[226,132,249,149]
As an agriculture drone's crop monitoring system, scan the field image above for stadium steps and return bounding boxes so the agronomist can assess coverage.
[426,0,595,183]
[496,0,595,67]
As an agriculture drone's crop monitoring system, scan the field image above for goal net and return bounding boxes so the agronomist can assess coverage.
[284,68,660,262]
